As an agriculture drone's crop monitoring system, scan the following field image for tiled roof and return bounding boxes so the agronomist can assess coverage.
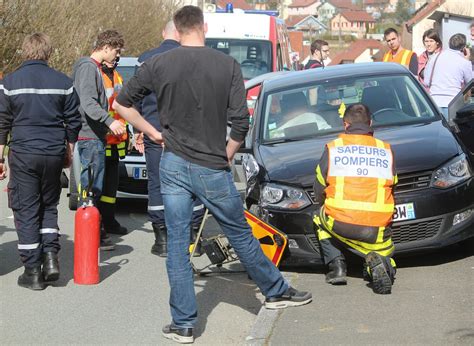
[340,10,375,22]
[328,0,362,11]
[286,15,309,27]
[363,0,389,5]
[216,0,254,11]
[289,0,319,8]
[289,31,304,54]
[330,39,383,64]
[405,0,445,28]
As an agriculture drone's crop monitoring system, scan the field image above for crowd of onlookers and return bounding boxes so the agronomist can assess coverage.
[302,22,474,118]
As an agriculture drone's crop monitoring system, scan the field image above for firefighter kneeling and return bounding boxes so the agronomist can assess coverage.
[313,103,398,294]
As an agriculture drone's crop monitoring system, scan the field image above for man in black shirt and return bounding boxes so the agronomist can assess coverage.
[135,21,205,257]
[114,6,312,343]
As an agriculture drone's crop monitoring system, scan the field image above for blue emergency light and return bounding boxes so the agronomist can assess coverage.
[226,3,233,12]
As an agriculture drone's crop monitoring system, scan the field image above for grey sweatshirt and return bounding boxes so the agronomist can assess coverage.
[72,57,114,141]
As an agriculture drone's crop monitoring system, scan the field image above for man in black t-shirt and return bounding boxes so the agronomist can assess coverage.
[114,6,312,344]
[135,21,205,257]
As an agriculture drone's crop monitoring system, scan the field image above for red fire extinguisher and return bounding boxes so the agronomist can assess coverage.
[74,167,100,285]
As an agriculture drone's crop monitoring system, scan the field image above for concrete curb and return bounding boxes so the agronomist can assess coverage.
[245,272,296,345]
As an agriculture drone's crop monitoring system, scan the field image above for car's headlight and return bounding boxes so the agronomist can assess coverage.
[431,154,472,188]
[261,183,311,210]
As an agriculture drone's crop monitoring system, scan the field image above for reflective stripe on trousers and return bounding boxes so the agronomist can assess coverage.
[314,207,395,259]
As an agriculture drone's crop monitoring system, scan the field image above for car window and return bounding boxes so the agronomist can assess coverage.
[206,39,272,80]
[261,75,438,142]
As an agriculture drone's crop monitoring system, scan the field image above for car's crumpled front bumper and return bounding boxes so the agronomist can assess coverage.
[260,178,474,267]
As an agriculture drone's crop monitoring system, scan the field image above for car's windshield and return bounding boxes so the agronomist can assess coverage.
[261,74,438,142]
[206,39,272,80]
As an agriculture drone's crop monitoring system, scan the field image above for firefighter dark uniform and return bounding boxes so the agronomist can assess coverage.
[100,64,128,234]
[0,60,81,290]
[138,40,204,256]
[313,121,398,294]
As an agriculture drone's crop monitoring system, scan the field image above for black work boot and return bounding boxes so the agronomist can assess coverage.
[325,257,347,285]
[105,221,128,235]
[18,266,46,290]
[42,251,60,282]
[189,226,202,257]
[365,251,393,294]
[151,224,167,257]
[100,228,115,251]
[101,202,128,235]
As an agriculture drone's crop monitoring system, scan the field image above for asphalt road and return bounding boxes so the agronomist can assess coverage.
[1,177,473,345]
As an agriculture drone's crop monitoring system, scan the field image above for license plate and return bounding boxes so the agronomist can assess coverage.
[133,167,147,180]
[393,203,416,222]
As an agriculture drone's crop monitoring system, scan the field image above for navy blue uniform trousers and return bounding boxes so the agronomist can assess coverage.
[7,151,63,267]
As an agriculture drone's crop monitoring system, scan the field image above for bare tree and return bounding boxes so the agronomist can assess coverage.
[1,0,180,74]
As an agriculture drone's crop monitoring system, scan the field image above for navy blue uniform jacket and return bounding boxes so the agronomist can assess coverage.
[0,60,81,156]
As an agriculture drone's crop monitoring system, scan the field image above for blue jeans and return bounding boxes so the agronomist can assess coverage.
[145,142,204,227]
[76,139,105,204]
[160,151,289,328]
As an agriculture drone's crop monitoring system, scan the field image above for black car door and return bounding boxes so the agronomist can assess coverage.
[448,79,474,164]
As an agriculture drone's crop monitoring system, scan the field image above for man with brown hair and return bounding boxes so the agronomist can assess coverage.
[0,33,81,290]
[114,5,312,343]
[72,29,126,250]
[305,39,329,69]
[383,27,418,75]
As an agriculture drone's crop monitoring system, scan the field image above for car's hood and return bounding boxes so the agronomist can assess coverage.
[257,121,460,187]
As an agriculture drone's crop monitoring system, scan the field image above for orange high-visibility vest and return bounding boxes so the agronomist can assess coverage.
[102,70,127,145]
[324,134,395,227]
[383,48,415,69]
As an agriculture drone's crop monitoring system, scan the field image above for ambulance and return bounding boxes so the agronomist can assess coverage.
[204,7,294,113]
